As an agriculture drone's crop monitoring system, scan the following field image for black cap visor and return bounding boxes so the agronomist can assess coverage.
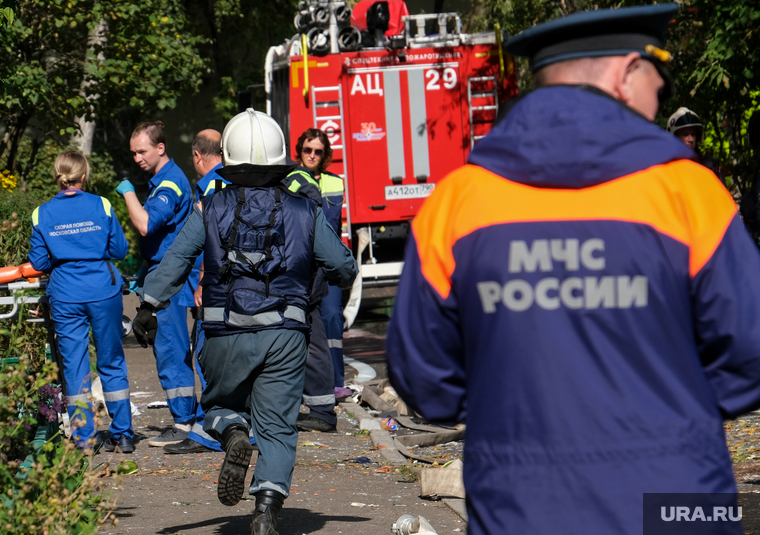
[649,58,674,103]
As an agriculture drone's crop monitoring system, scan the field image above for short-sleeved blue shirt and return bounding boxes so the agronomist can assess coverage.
[195,163,229,201]
[140,158,198,305]
[140,158,193,264]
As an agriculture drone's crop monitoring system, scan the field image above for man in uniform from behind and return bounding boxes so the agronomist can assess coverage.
[133,109,357,535]
[192,129,229,201]
[387,5,760,535]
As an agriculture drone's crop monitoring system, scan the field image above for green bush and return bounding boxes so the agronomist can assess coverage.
[0,187,50,369]
[0,313,116,534]
[0,183,116,534]
[0,187,48,268]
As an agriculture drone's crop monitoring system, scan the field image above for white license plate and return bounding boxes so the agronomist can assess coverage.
[384,183,435,200]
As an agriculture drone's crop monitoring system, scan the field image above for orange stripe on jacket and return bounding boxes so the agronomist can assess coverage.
[413,160,737,299]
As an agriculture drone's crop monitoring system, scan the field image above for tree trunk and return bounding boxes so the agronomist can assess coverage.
[202,0,234,80]
[22,138,43,180]
[463,0,485,34]
[72,18,108,155]
[5,114,31,174]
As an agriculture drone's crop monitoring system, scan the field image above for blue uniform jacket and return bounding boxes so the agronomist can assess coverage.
[140,158,197,305]
[386,86,760,535]
[193,162,229,284]
[317,170,344,235]
[282,166,345,303]
[29,190,128,303]
[140,158,193,264]
[195,162,229,201]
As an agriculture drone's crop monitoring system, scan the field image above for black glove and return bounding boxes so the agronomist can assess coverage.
[133,303,158,348]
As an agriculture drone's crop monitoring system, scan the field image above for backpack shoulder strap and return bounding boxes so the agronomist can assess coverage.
[218,187,247,279]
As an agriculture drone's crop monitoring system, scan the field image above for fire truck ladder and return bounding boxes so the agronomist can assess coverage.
[310,84,351,241]
[467,76,499,148]
[311,85,345,158]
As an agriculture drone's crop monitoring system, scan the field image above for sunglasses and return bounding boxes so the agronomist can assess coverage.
[302,147,324,157]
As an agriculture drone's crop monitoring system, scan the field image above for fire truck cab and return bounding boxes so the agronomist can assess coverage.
[266,0,518,318]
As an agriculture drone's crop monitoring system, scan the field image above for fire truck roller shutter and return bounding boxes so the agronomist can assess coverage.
[380,68,431,183]
[383,70,406,183]
[407,68,431,182]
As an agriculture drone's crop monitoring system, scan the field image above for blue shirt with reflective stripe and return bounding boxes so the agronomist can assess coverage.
[192,163,229,299]
[140,158,193,263]
[28,189,128,303]
[284,167,344,234]
[141,158,197,305]
[195,162,229,201]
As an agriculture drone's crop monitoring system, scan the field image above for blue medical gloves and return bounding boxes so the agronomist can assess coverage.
[116,180,135,196]
[128,264,149,292]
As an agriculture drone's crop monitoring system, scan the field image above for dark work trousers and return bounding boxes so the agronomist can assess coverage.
[321,284,345,387]
[199,329,307,497]
[303,305,337,425]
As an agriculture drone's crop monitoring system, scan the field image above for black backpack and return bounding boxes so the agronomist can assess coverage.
[219,186,287,280]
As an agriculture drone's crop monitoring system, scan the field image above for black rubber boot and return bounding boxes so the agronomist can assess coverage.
[217,425,253,506]
[250,489,286,535]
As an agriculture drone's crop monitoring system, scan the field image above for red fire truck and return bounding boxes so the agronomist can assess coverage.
[266,1,518,318]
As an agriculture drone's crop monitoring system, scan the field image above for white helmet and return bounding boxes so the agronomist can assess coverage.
[221,108,287,166]
[667,107,703,135]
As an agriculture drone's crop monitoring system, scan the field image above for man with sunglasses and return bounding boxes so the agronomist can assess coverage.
[386,4,760,535]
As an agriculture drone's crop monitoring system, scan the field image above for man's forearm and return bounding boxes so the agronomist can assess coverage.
[123,192,150,236]
[138,207,206,309]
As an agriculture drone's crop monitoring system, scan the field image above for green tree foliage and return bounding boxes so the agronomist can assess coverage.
[0,0,208,182]
[464,0,760,187]
[185,0,300,119]
[0,7,13,27]
[0,192,116,533]
[671,0,760,189]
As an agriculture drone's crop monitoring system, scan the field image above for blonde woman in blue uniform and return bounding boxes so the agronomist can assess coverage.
[29,150,133,452]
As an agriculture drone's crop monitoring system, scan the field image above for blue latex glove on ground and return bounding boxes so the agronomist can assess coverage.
[116,179,135,195]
